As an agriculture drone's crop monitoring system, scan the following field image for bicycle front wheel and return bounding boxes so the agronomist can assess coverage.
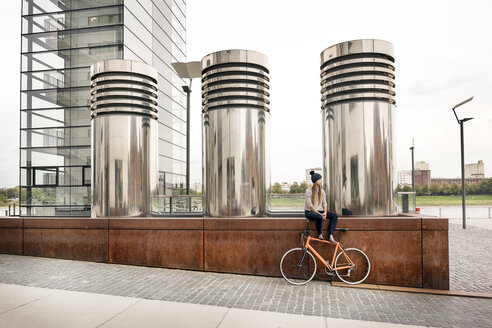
[334,248,370,285]
[280,248,317,285]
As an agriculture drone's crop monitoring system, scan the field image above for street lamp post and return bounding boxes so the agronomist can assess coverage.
[182,82,192,195]
[451,96,474,229]
[410,139,415,192]
[170,61,201,195]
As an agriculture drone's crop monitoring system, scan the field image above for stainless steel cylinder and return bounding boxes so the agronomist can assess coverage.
[90,59,158,217]
[202,50,270,217]
[320,40,397,216]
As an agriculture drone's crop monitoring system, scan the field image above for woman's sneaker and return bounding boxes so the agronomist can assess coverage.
[318,234,324,240]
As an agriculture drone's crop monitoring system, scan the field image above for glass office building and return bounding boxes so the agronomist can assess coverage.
[20,0,187,216]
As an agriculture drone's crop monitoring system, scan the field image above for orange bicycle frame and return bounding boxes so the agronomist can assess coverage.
[304,236,354,271]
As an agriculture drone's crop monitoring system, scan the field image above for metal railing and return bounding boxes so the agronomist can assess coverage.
[152,194,307,217]
[1,204,19,217]
[153,195,204,217]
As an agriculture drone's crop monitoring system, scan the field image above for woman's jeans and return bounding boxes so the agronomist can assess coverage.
[305,210,338,236]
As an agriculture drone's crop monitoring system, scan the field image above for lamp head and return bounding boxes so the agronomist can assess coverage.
[452,96,474,110]
[171,61,202,79]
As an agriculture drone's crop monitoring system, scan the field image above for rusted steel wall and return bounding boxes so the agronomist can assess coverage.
[0,215,449,289]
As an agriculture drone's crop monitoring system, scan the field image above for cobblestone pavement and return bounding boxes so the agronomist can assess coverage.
[0,254,491,328]
[449,223,492,293]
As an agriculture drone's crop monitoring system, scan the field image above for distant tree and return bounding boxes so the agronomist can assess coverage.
[485,179,492,194]
[298,182,308,194]
[401,185,412,192]
[479,180,489,195]
[6,187,18,199]
[450,183,460,195]
[429,183,440,196]
[421,184,429,196]
[415,185,422,196]
[468,183,480,195]
[289,182,300,194]
[272,182,283,194]
[440,182,451,196]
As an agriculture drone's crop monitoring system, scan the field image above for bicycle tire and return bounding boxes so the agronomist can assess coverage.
[280,247,317,285]
[334,247,370,285]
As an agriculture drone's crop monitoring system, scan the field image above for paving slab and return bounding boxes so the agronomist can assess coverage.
[0,283,58,314]
[100,299,228,328]
[325,317,434,328]
[0,284,435,328]
[0,288,139,328]
[218,307,325,328]
[449,218,492,230]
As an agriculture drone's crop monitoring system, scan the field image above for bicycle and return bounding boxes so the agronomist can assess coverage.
[280,229,370,285]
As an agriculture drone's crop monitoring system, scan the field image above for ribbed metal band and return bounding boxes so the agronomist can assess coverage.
[90,60,158,120]
[201,50,270,112]
[320,40,395,108]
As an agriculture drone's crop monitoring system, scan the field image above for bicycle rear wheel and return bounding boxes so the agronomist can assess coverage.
[280,248,317,285]
[334,248,370,285]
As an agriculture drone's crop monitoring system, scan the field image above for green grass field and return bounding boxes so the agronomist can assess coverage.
[270,194,492,207]
[415,195,492,205]
[270,197,304,207]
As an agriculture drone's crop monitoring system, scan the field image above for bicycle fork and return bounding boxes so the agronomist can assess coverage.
[297,248,308,268]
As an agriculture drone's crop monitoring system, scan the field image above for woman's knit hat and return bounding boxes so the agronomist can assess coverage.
[310,171,322,183]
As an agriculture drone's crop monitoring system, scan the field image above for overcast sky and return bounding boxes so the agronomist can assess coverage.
[0,0,491,188]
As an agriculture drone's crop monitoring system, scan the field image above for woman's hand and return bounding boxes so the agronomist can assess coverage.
[322,212,327,219]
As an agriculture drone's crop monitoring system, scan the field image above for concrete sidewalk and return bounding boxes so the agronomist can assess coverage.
[0,283,432,328]
[449,218,492,230]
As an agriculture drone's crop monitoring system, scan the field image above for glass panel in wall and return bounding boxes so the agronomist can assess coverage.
[22,0,122,15]
[22,45,123,72]
[22,25,122,52]
[21,107,91,129]
[22,6,122,34]
[22,68,91,90]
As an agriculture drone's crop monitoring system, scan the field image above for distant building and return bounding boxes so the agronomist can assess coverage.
[465,160,485,179]
[415,161,429,171]
[414,170,431,187]
[192,181,202,193]
[281,182,291,192]
[397,170,412,186]
[305,168,322,185]
[398,169,431,187]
